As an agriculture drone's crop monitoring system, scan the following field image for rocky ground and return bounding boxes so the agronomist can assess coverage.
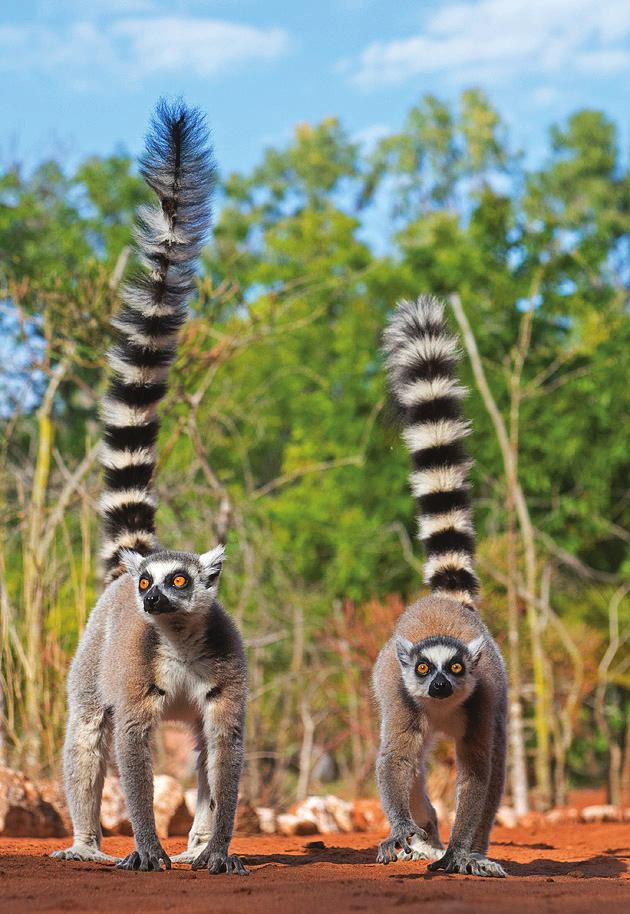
[1,767,628,912]
[1,822,629,914]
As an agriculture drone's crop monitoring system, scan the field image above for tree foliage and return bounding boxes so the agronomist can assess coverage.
[0,91,628,805]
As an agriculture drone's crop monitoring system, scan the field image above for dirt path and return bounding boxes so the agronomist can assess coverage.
[1,823,629,914]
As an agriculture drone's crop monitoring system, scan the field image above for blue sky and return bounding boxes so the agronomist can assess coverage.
[2,0,629,176]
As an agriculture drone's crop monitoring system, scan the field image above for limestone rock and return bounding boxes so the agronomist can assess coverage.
[289,795,353,834]
[545,807,579,825]
[153,774,192,837]
[495,805,518,828]
[0,767,67,838]
[100,776,131,836]
[256,806,277,835]
[580,804,622,823]
[276,813,318,836]
[101,774,192,837]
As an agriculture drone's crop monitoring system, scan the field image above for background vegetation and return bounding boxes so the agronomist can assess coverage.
[1,90,628,812]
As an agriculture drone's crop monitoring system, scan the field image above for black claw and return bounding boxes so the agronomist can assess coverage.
[226,855,248,876]
[116,848,170,872]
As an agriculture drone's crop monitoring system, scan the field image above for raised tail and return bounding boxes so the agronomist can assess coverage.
[383,295,479,606]
[100,100,215,583]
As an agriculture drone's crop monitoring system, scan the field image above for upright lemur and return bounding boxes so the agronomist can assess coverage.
[52,102,248,875]
[373,296,507,877]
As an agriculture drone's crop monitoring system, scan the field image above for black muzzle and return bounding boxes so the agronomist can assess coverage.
[428,673,453,699]
[144,587,175,615]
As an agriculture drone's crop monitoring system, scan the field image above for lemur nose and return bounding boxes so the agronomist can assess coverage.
[429,674,453,699]
[144,589,160,608]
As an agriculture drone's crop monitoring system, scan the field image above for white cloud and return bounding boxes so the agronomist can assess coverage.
[529,86,561,108]
[0,16,290,81]
[344,0,630,88]
[352,123,390,151]
[112,18,290,78]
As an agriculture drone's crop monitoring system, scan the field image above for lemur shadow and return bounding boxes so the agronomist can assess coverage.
[505,853,627,878]
[392,853,627,880]
[244,844,375,868]
[493,841,555,850]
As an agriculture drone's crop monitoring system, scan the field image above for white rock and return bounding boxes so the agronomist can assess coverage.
[101,776,129,835]
[256,806,277,835]
[580,804,622,823]
[184,787,197,817]
[153,774,189,837]
[101,774,192,837]
[276,813,318,836]
[0,767,67,837]
[291,795,353,834]
[495,805,518,828]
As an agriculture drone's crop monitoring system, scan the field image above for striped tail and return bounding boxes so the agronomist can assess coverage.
[100,100,215,583]
[383,295,479,606]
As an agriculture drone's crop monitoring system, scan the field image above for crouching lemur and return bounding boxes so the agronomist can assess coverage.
[373,296,507,878]
[52,101,248,875]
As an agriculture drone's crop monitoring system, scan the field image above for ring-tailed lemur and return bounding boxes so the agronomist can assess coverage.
[372,296,507,878]
[51,101,248,876]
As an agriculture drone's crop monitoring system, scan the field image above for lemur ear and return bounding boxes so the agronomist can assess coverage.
[119,549,143,577]
[199,544,225,588]
[466,635,485,666]
[396,638,414,668]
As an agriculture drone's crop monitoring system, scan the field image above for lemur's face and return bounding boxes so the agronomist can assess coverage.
[396,634,484,704]
[120,546,224,617]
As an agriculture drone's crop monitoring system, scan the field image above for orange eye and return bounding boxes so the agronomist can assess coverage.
[451,662,463,674]
[173,575,188,588]
[139,578,150,591]
[417,662,429,676]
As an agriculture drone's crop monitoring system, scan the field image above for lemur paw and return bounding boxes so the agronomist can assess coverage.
[191,847,249,875]
[428,849,507,877]
[396,832,443,862]
[171,833,210,864]
[51,845,120,864]
[376,826,429,864]
[116,846,171,872]
[170,849,198,864]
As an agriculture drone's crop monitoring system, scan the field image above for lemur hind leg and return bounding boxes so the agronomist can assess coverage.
[189,694,248,875]
[397,765,443,861]
[51,704,118,864]
[171,727,214,864]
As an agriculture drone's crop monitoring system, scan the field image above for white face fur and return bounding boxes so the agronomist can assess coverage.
[120,545,225,618]
[396,634,484,704]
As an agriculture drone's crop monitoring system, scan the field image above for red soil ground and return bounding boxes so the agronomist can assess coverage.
[1,823,628,914]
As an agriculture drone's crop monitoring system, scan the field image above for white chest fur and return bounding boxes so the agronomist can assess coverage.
[154,625,217,719]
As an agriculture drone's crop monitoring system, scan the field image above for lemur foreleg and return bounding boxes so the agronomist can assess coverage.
[428,708,506,877]
[115,706,170,872]
[376,721,443,863]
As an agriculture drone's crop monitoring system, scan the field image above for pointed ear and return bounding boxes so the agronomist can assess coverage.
[396,638,414,668]
[466,635,485,666]
[119,549,143,577]
[199,544,225,587]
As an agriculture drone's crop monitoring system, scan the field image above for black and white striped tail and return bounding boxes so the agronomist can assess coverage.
[100,100,215,583]
[383,296,479,606]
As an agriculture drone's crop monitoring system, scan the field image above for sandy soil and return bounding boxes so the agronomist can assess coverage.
[1,823,629,914]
